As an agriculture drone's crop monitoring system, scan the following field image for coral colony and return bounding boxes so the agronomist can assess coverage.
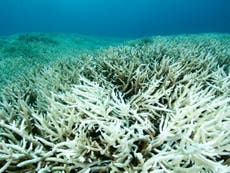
[0,33,230,172]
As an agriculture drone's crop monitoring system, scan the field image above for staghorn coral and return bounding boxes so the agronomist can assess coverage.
[0,33,230,172]
[0,33,124,86]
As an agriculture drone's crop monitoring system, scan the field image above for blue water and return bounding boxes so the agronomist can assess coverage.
[0,0,230,38]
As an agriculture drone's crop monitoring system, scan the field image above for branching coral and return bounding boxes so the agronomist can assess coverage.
[0,33,230,172]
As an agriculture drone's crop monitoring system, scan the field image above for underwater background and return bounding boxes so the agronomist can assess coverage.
[0,0,230,37]
[0,0,230,172]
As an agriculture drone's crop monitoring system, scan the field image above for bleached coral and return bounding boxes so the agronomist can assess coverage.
[0,34,230,172]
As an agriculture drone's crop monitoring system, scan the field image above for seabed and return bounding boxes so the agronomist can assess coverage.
[0,33,230,172]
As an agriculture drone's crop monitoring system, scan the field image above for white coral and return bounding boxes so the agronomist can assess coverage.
[0,33,230,172]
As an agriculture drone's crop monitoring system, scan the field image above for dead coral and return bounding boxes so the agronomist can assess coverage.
[0,34,230,172]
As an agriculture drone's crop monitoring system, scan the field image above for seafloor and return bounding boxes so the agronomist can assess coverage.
[0,33,229,172]
[0,33,125,86]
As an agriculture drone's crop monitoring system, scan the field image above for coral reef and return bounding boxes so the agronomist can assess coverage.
[0,33,124,86]
[0,33,230,172]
